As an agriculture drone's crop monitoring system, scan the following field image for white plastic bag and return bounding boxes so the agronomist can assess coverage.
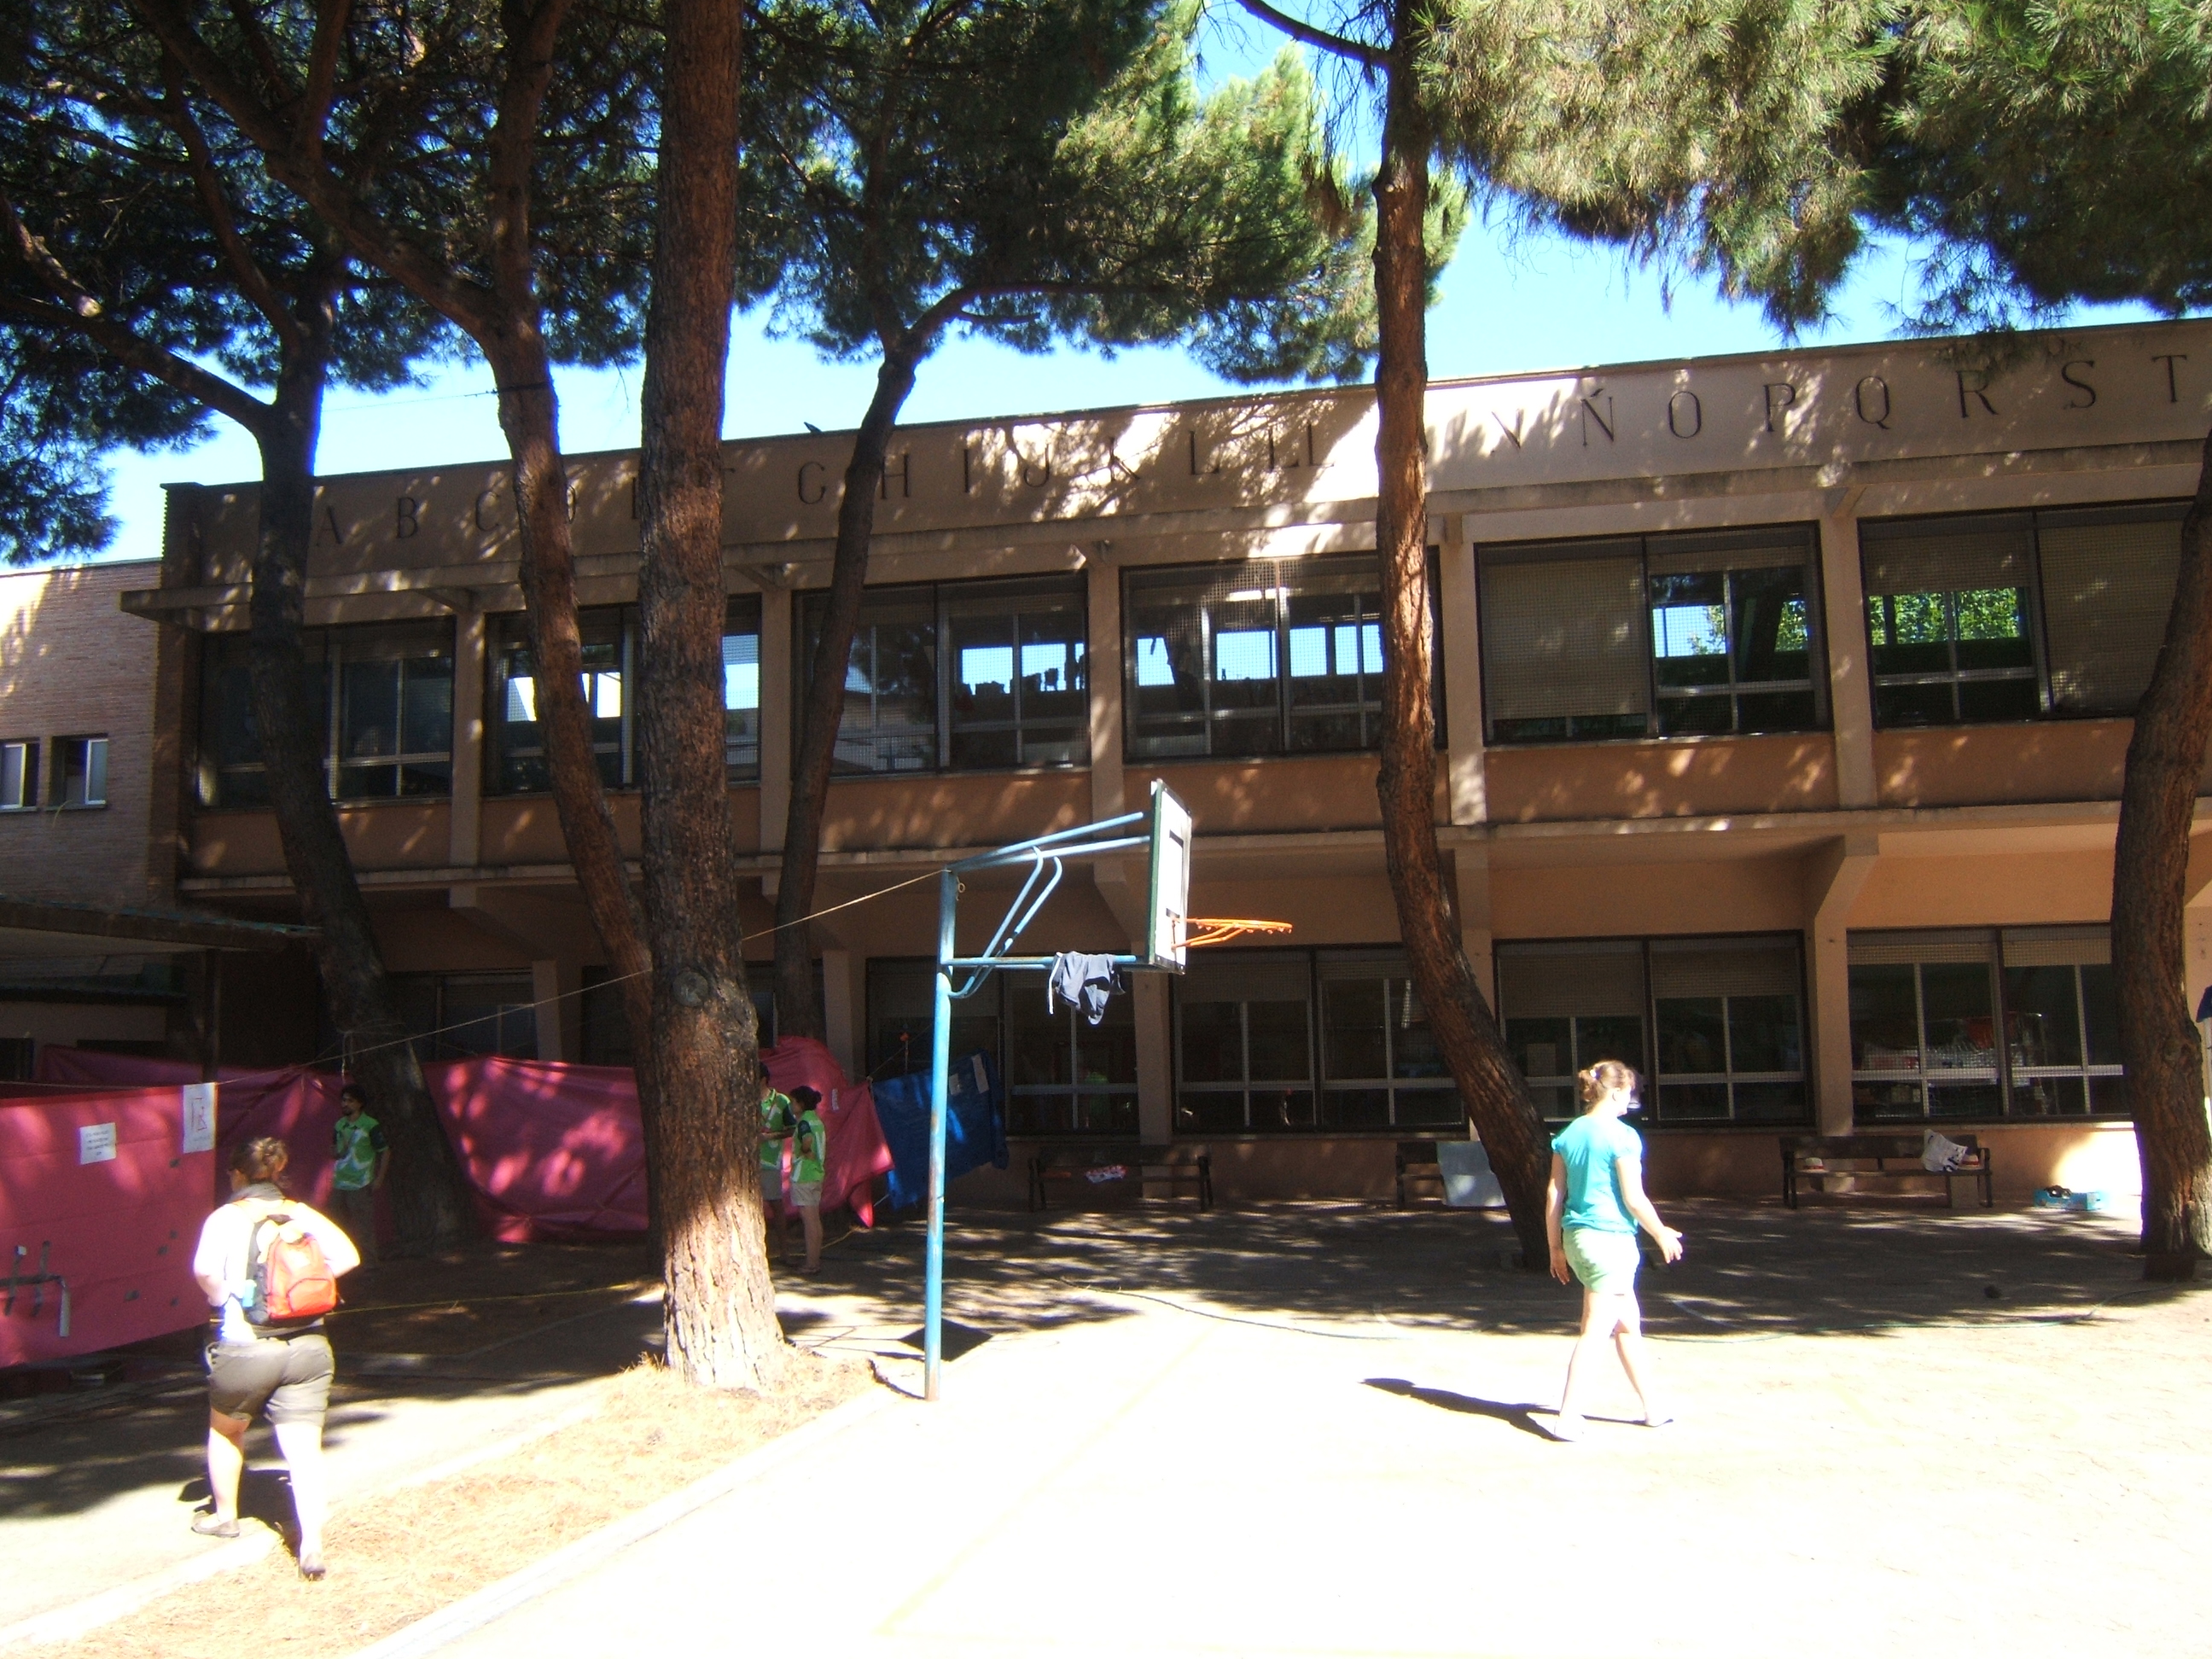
[1923,1130,1971,1173]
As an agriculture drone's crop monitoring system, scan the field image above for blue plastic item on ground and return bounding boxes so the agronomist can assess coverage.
[874,1051,1009,1211]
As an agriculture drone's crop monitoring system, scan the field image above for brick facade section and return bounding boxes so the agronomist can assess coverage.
[0,561,164,905]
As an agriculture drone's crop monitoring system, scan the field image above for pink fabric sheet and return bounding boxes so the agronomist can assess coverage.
[0,1086,218,1366]
[29,1041,893,1249]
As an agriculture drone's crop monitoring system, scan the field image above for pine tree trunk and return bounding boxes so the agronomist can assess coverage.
[635,0,784,1389]
[2112,422,2212,1279]
[1370,40,1551,1266]
[772,346,923,1041]
[250,335,472,1255]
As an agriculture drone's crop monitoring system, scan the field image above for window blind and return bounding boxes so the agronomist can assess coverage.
[2038,511,2183,714]
[1848,929,1995,967]
[1644,527,1814,578]
[1479,546,1648,725]
[1860,518,2033,596]
[1497,943,1646,1018]
[1181,950,1313,1003]
[1648,937,1802,998]
[2000,926,2111,968]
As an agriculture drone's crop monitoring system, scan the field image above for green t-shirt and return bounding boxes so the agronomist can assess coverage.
[331,1112,387,1191]
[758,1090,794,1179]
[790,1109,827,1186]
[1552,1115,1641,1235]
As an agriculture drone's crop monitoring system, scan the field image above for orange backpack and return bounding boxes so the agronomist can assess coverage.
[246,1211,340,1324]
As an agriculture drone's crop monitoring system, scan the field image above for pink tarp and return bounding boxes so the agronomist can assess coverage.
[0,1086,217,1366]
[30,1041,893,1248]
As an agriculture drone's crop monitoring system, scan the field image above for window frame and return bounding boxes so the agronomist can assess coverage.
[55,734,109,809]
[1848,927,2127,1121]
[798,574,1091,779]
[1494,932,1813,1128]
[199,620,457,807]
[1476,523,1828,747]
[0,740,38,811]
[1858,498,2189,730]
[1122,551,1442,763]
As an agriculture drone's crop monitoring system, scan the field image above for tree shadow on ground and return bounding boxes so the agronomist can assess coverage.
[821,1194,2206,1352]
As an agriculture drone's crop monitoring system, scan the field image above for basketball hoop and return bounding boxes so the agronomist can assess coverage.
[1179,917,1294,950]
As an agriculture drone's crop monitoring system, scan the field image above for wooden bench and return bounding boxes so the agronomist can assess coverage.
[1027,1143,1213,1212]
[1781,1134,1994,1210]
[1396,1141,1447,1208]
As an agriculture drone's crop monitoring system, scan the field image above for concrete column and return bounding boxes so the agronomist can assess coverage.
[1804,834,1878,1135]
[1134,969,1173,1143]
[1453,843,1495,1005]
[1086,550,1125,822]
[759,585,794,886]
[531,957,564,1062]
[1438,516,1488,825]
[820,946,856,1077]
[1817,501,1877,810]
[449,605,486,870]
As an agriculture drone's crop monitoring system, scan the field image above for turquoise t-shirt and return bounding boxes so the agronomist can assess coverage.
[1552,1115,1641,1235]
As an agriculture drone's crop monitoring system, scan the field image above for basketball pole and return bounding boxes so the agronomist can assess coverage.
[920,783,1184,1401]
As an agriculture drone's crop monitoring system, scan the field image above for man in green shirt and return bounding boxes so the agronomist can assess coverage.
[787,1086,828,1274]
[329,1083,389,1266]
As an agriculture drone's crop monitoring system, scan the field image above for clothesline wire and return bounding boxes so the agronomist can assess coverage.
[15,864,959,1096]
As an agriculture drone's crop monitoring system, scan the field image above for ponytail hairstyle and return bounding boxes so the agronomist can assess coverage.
[229,1136,289,1186]
[1575,1060,1639,1109]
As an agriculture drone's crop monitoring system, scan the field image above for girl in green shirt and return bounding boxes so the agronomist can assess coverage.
[1545,1060,1685,1441]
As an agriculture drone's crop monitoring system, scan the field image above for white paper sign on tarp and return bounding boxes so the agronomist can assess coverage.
[78,1122,118,1165]
[1439,1139,1505,1208]
[181,1083,218,1155]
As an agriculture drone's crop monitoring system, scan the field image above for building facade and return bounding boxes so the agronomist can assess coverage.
[125,319,2212,1202]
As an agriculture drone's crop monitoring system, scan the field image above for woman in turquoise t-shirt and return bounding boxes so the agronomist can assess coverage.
[1545,1059,1684,1441]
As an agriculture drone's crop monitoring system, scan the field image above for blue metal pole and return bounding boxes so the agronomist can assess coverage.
[924,865,958,1401]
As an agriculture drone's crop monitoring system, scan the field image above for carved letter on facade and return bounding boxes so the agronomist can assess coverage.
[878,451,911,501]
[1955,369,1999,418]
[797,461,829,505]
[474,488,502,533]
[394,497,420,539]
[2153,352,2188,404]
[1578,393,1615,446]
[1017,445,1051,489]
[1854,375,1893,430]
[1667,390,1703,439]
[1492,410,1525,449]
[318,505,344,545]
[2060,359,2097,409]
[1762,381,1798,434]
[1187,429,1221,476]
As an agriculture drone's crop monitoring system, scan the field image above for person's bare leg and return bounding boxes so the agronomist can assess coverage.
[273,1420,329,1577]
[201,1410,248,1532]
[1610,1295,1670,1424]
[1557,1292,1622,1437]
[799,1203,823,1272]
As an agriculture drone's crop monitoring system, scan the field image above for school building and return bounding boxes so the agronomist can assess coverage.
[83,317,2212,1202]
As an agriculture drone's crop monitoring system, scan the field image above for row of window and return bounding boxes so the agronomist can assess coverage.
[0,736,109,811]
[312,928,2132,1132]
[192,498,2188,805]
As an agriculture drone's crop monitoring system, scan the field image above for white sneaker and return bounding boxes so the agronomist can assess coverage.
[1547,1412,1586,1442]
[1643,1409,1675,1429]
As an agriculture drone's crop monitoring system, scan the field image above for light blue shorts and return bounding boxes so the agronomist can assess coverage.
[1563,1227,1642,1295]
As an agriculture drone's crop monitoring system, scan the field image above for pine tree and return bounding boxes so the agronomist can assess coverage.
[747,0,1399,1039]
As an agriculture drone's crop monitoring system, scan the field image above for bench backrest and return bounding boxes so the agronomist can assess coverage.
[1783,1133,1982,1159]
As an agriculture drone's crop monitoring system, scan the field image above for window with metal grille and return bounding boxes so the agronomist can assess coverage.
[1848,928,2124,1120]
[1124,553,1437,760]
[800,575,1087,775]
[1859,500,2186,727]
[1478,525,1823,744]
[199,623,451,806]
[1496,934,1810,1126]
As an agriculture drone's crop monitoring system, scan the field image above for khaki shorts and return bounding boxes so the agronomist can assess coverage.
[206,1330,335,1426]
[790,1181,823,1210]
[1562,1227,1643,1296]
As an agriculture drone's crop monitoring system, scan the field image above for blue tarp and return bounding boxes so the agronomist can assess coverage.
[875,1051,1010,1211]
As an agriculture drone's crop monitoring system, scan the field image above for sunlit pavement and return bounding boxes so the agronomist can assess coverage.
[435,1198,2212,1659]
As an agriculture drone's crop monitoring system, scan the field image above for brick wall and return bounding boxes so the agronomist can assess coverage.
[0,562,164,905]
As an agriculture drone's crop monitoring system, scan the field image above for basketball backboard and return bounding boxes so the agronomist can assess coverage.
[1145,780,1192,971]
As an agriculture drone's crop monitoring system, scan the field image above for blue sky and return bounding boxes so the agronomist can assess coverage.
[88,9,2161,566]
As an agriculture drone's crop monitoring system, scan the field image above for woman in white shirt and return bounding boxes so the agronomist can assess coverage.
[190,1136,360,1580]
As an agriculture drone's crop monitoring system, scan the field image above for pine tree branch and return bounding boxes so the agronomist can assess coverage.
[1234,0,1386,68]
[299,0,354,172]
[154,53,302,351]
[0,194,270,435]
[485,0,576,314]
